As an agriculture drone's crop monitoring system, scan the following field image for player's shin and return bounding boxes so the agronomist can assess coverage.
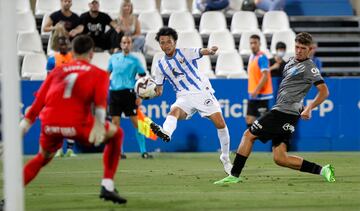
[23,153,52,185]
[103,128,123,181]
[231,153,248,177]
[217,126,230,158]
[163,115,177,137]
[300,159,322,175]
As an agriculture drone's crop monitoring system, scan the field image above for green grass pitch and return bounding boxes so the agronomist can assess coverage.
[2,152,360,210]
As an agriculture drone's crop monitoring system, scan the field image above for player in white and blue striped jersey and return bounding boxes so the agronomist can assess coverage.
[149,27,232,175]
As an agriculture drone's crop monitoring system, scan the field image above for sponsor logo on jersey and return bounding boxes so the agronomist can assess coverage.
[282,123,295,133]
[204,98,213,106]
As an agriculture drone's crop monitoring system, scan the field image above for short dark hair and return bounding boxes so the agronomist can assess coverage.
[295,32,313,46]
[72,35,94,55]
[275,42,286,50]
[155,27,178,42]
[250,34,260,40]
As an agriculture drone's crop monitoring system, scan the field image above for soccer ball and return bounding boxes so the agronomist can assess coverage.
[134,76,157,99]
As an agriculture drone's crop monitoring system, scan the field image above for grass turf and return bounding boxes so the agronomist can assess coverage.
[2,152,360,210]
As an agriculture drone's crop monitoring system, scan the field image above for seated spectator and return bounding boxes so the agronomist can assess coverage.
[255,0,286,11]
[111,0,145,52]
[43,0,84,39]
[196,0,229,13]
[269,41,287,77]
[80,0,119,51]
[310,42,322,71]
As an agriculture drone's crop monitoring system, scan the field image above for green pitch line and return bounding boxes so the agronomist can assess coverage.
[1,152,359,210]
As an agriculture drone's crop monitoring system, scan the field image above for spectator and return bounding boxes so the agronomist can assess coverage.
[47,28,73,72]
[196,0,229,12]
[269,42,287,77]
[80,0,119,51]
[310,42,322,71]
[43,0,84,39]
[255,0,286,11]
[111,0,145,52]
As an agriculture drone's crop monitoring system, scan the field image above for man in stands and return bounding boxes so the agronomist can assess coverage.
[43,0,84,39]
[20,35,127,204]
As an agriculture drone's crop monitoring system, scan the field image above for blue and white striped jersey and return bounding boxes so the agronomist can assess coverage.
[154,48,213,95]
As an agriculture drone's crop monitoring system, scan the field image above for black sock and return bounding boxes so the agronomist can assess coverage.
[67,141,74,150]
[300,160,322,175]
[246,124,252,128]
[231,153,248,177]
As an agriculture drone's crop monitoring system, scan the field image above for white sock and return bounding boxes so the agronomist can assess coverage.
[101,179,114,191]
[163,115,177,137]
[217,126,230,159]
[320,167,324,175]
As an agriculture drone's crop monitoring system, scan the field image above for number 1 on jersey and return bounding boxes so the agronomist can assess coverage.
[64,73,78,98]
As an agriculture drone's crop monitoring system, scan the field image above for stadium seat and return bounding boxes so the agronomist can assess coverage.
[226,0,244,15]
[21,53,47,80]
[262,11,290,35]
[177,31,203,48]
[131,52,148,71]
[160,0,188,15]
[17,11,37,33]
[215,52,247,78]
[238,31,268,56]
[150,52,165,75]
[100,0,123,16]
[91,52,111,70]
[46,34,55,56]
[35,0,60,16]
[207,30,236,53]
[138,11,163,34]
[144,32,162,57]
[16,0,31,13]
[17,31,44,56]
[132,0,157,14]
[168,11,196,33]
[231,11,259,35]
[71,0,88,15]
[199,11,227,35]
[270,30,296,56]
[195,56,215,78]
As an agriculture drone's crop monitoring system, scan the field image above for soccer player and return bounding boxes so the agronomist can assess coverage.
[108,34,153,159]
[214,32,335,184]
[246,34,273,128]
[19,35,127,204]
[149,27,232,174]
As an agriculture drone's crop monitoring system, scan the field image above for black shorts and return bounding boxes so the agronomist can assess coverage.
[249,110,299,147]
[247,100,269,117]
[109,89,137,117]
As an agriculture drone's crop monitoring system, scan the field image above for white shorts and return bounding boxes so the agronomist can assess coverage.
[171,91,222,119]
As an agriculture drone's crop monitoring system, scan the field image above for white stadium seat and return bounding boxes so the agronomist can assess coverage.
[238,30,268,56]
[231,11,259,35]
[17,31,44,56]
[262,11,290,35]
[151,52,165,75]
[71,0,88,15]
[207,30,236,53]
[226,0,244,15]
[195,56,215,78]
[131,52,148,71]
[199,11,227,35]
[168,11,196,33]
[91,52,111,70]
[16,0,31,13]
[215,52,247,78]
[138,11,163,34]
[100,0,123,15]
[177,31,203,48]
[270,30,296,56]
[35,0,60,16]
[144,32,162,57]
[21,53,47,80]
[17,11,37,33]
[132,0,157,14]
[160,0,188,15]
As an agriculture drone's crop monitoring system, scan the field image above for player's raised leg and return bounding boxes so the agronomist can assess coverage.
[100,122,127,204]
[208,112,232,175]
[214,129,257,184]
[272,142,335,182]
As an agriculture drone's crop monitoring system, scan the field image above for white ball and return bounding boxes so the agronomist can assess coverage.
[134,76,157,99]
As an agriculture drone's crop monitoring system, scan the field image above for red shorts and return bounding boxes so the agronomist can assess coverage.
[39,117,110,153]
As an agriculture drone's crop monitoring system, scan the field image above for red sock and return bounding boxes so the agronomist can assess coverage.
[103,127,123,179]
[23,153,52,186]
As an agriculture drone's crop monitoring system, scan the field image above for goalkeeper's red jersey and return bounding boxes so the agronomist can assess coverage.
[25,59,109,126]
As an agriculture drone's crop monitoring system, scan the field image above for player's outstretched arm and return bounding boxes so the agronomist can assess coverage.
[200,46,218,56]
[301,83,329,120]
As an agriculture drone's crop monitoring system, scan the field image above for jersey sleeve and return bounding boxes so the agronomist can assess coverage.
[304,62,324,85]
[25,71,54,123]
[46,56,55,71]
[135,57,146,75]
[181,48,202,61]
[94,70,110,109]
[258,54,269,72]
[154,62,165,86]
